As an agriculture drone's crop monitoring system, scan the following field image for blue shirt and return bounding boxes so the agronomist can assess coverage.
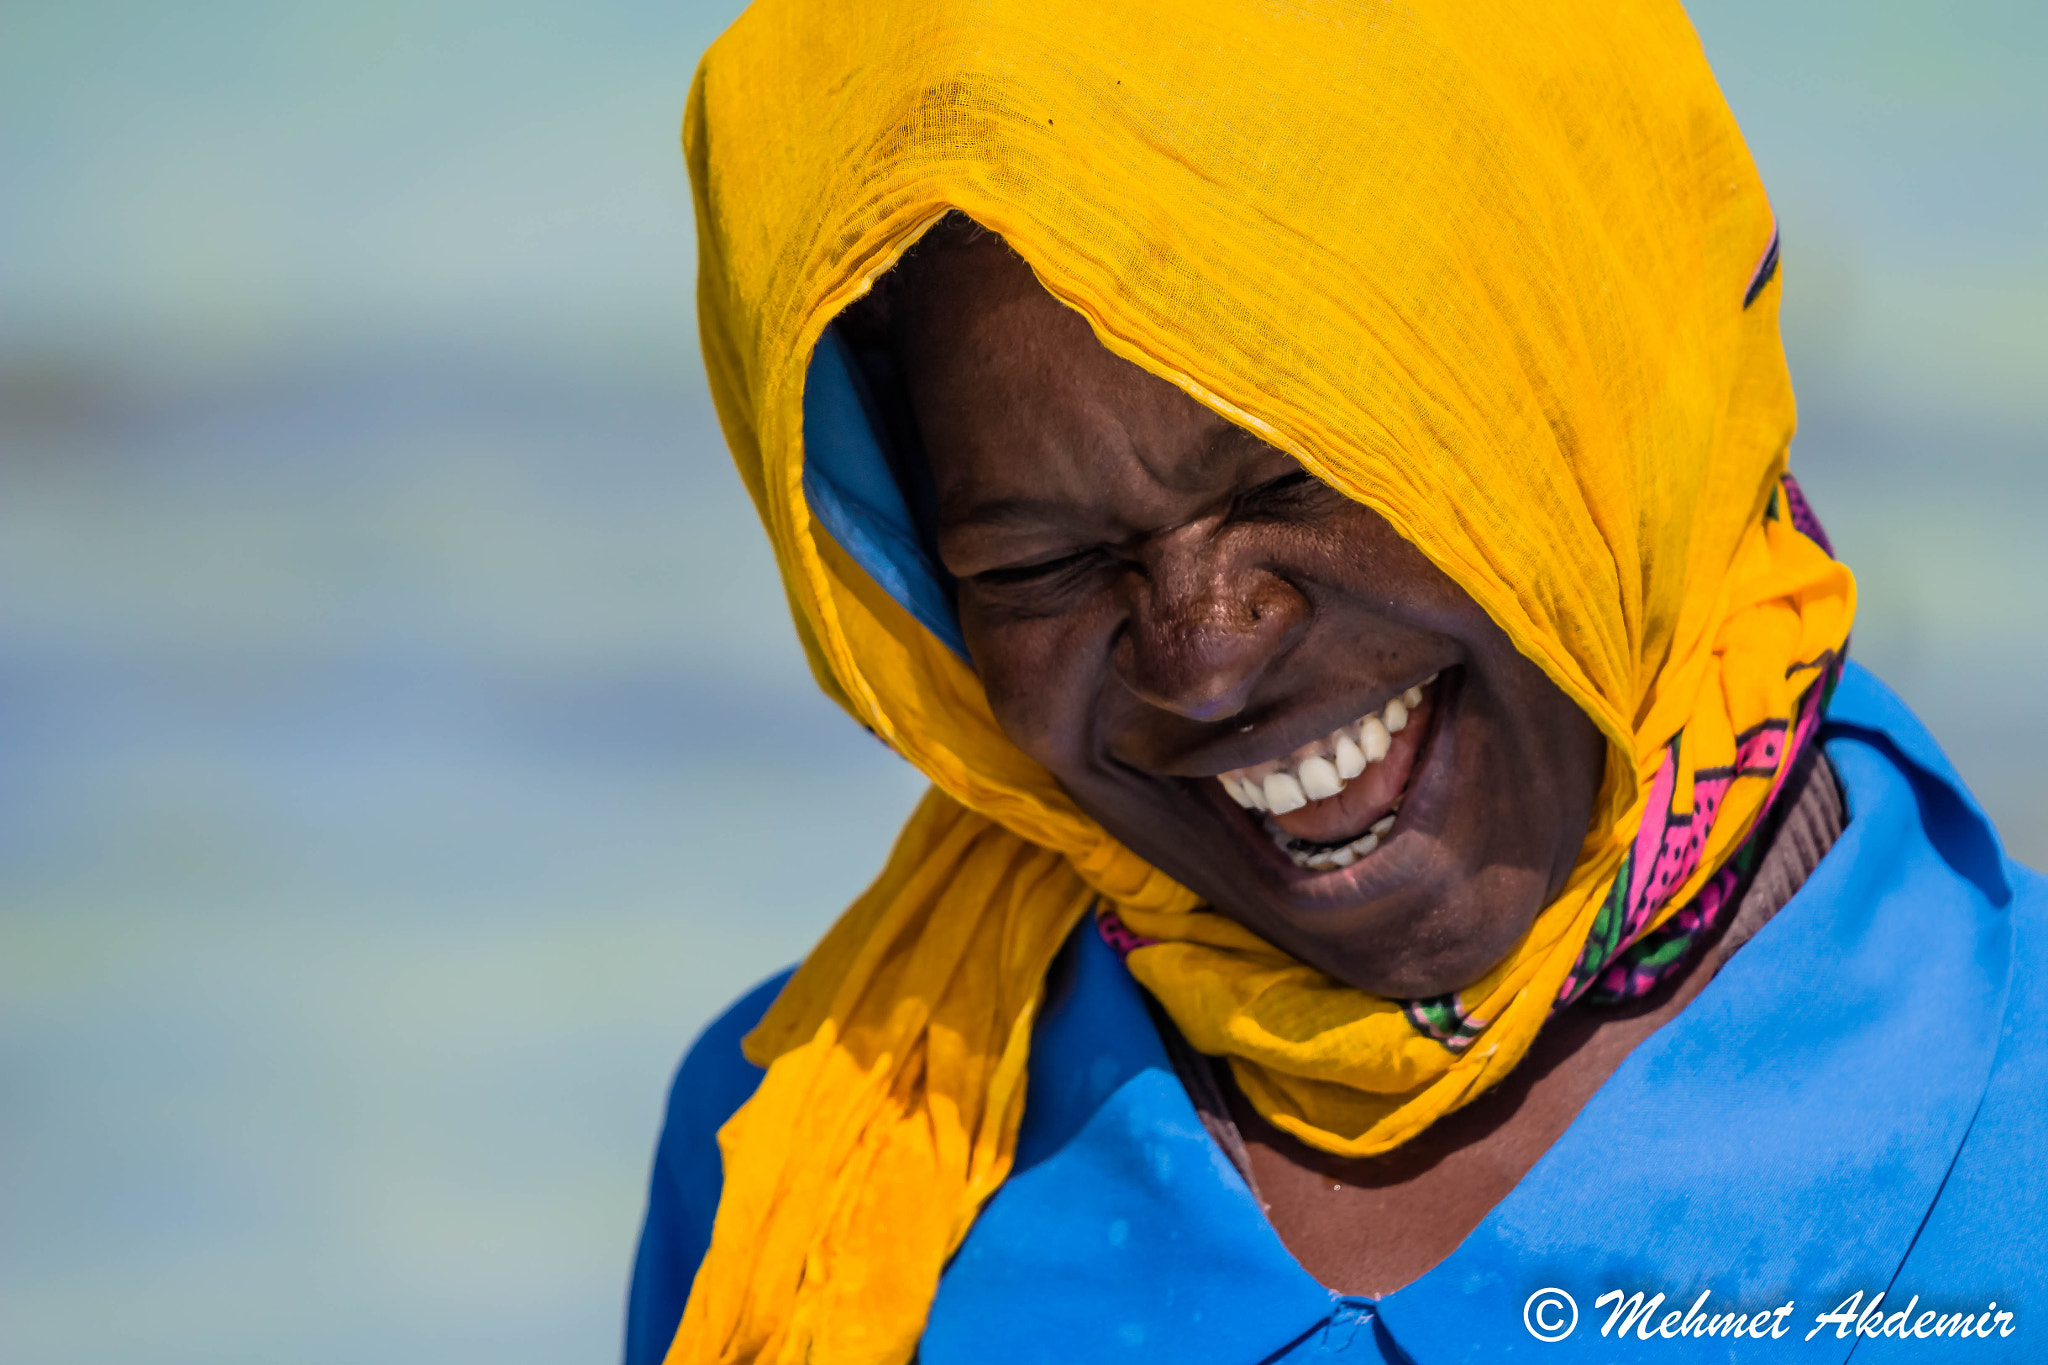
[627,663,2045,1361]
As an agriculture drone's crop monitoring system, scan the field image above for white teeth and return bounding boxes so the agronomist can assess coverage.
[1266,813,1391,870]
[1263,770,1308,814]
[1214,675,1440,816]
[1358,715,1391,763]
[1297,755,1343,801]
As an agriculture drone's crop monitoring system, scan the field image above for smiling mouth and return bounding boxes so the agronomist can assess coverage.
[1214,674,1440,871]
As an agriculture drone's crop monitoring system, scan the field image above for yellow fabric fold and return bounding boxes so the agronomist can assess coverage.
[670,0,1856,1360]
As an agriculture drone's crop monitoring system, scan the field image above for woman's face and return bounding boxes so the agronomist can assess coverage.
[890,234,1606,997]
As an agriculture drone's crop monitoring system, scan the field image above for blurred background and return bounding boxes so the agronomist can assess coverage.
[1,1,2042,1360]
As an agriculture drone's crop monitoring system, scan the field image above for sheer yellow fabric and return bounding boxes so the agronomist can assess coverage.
[672,0,1855,1360]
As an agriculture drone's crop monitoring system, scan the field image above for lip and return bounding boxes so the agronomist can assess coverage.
[1196,669,1458,886]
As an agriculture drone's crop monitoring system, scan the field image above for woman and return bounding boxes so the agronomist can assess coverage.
[630,0,2044,1360]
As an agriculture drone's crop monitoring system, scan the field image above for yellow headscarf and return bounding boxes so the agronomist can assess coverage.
[672,0,1855,1359]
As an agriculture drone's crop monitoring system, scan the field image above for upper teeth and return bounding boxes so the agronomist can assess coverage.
[1216,675,1436,815]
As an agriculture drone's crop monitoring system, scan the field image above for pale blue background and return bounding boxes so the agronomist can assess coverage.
[1,2,2042,1361]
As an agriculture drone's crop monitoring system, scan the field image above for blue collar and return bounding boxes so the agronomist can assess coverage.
[923,662,2016,1364]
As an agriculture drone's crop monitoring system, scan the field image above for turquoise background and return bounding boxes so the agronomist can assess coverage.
[2,2,2043,1360]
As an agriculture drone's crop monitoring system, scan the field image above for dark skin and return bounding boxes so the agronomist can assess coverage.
[881,228,1753,1294]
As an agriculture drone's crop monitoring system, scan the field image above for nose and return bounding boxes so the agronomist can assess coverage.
[1112,526,1307,722]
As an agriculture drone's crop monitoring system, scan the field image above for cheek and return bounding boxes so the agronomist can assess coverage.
[1484,652,1609,874]
[1509,661,1605,784]
[961,605,1102,772]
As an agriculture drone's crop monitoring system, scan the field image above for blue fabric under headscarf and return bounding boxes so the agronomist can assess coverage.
[800,327,969,660]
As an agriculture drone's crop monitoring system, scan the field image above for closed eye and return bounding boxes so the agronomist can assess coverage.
[972,547,1105,586]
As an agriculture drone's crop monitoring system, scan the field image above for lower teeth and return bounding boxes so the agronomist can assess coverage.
[1270,811,1399,870]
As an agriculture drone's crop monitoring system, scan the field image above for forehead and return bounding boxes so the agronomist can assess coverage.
[890,236,1287,526]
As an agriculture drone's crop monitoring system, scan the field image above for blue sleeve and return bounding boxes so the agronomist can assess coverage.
[623,969,791,1365]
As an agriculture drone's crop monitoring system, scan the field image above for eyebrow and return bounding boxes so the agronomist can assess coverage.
[937,494,1090,537]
